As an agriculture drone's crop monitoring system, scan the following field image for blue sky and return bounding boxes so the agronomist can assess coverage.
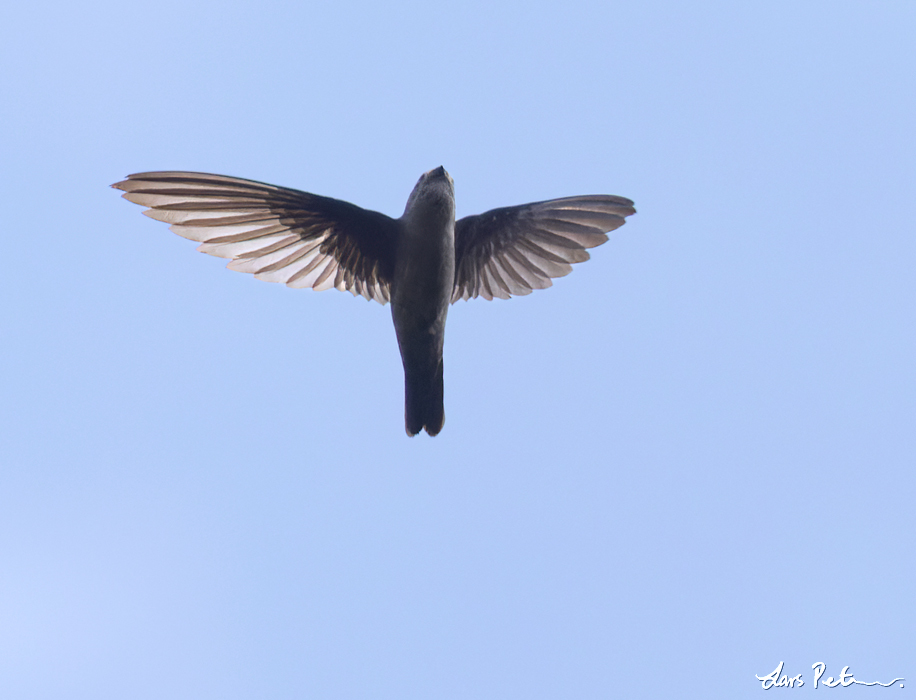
[1,1,914,698]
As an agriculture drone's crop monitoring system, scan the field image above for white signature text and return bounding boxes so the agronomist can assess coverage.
[756,662,904,689]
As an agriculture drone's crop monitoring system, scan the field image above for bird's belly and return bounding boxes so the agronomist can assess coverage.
[390,233,454,368]
[391,234,454,328]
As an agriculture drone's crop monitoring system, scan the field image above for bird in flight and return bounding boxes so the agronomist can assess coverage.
[113,168,635,437]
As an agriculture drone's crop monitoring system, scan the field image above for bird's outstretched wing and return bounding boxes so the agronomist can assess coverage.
[452,195,635,301]
[113,172,398,304]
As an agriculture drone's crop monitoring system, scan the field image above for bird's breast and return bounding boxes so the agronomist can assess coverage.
[391,216,455,329]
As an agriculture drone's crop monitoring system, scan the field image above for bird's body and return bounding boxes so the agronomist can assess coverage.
[113,167,635,436]
[391,167,456,435]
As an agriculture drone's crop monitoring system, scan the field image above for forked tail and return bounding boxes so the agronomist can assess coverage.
[404,360,444,437]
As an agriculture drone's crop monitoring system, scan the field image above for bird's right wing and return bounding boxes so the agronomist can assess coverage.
[452,194,636,303]
[113,171,398,304]
[452,195,635,301]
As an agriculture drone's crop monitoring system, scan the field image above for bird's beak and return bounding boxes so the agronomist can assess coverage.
[427,165,452,183]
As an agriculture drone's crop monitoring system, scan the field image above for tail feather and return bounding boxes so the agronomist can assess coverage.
[404,360,444,437]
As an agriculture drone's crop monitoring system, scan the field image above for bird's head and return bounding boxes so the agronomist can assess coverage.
[403,166,455,221]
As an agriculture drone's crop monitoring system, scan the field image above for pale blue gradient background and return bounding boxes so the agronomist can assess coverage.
[1,2,914,698]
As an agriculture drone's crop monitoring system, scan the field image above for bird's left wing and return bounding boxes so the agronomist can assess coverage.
[113,171,398,304]
[452,195,635,301]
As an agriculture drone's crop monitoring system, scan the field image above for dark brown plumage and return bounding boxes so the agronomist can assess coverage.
[113,168,635,435]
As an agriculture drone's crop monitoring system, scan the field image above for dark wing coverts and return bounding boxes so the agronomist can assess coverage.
[113,172,398,304]
[452,195,636,301]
